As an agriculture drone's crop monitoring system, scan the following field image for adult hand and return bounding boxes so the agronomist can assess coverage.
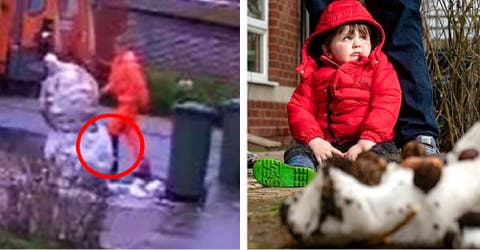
[345,139,376,161]
[308,137,344,166]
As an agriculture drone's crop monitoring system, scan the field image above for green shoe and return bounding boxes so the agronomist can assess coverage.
[252,158,316,187]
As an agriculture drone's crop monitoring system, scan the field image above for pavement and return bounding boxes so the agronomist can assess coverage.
[247,153,299,249]
[247,150,304,248]
[0,97,239,249]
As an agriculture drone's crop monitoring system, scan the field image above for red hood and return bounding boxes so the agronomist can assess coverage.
[300,0,385,71]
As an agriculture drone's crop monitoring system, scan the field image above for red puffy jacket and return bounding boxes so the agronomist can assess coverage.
[104,50,150,137]
[288,0,401,145]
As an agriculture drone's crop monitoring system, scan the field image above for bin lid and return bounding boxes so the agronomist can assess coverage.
[173,101,217,117]
[220,98,240,112]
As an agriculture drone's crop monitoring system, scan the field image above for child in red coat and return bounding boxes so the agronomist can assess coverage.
[253,0,402,187]
[101,46,150,178]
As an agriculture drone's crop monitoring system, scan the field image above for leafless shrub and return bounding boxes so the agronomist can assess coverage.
[422,0,480,150]
[0,150,107,248]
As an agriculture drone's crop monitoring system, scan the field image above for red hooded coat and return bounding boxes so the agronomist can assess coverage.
[104,50,149,154]
[288,0,401,146]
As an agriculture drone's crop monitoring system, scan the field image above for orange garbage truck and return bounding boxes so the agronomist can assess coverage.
[0,0,96,94]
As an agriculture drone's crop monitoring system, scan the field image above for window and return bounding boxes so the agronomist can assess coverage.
[248,0,271,84]
[248,32,262,73]
[300,1,310,46]
[28,0,45,14]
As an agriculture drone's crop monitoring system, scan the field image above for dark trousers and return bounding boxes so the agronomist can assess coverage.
[303,0,440,146]
[111,135,119,174]
[284,141,399,170]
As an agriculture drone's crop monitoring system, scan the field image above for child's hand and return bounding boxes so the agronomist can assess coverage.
[308,137,344,166]
[345,139,376,161]
[100,84,111,95]
[100,87,108,95]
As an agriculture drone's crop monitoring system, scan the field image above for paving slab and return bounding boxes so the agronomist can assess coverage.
[247,173,299,249]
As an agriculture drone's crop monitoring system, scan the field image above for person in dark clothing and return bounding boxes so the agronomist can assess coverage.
[37,19,54,57]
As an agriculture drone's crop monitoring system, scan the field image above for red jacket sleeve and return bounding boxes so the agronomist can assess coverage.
[287,77,324,145]
[360,57,402,142]
[126,65,149,111]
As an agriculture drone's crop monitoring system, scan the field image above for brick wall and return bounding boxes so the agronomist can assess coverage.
[95,0,239,82]
[268,0,301,88]
[248,100,293,145]
[124,13,239,82]
[248,1,300,146]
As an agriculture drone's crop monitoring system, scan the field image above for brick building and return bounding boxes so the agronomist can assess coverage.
[94,0,240,82]
[247,1,307,146]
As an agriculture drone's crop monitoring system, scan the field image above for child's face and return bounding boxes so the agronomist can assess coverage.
[322,27,372,65]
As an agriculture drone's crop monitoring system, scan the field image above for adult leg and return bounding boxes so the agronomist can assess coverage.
[365,0,440,148]
[110,134,119,174]
[108,107,126,175]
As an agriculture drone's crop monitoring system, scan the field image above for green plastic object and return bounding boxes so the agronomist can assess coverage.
[166,101,217,202]
[253,158,315,187]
